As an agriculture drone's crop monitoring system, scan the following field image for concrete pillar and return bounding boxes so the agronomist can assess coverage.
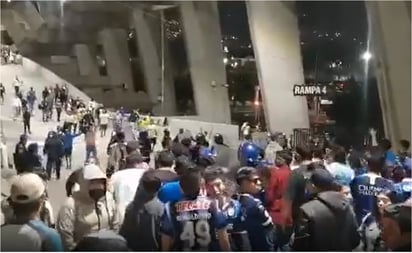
[366,1,411,145]
[246,1,309,135]
[98,28,133,88]
[11,1,45,33]
[180,1,231,124]
[0,10,28,45]
[132,8,176,115]
[73,44,99,77]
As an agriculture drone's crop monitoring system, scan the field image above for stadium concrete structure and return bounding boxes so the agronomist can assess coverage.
[1,0,410,142]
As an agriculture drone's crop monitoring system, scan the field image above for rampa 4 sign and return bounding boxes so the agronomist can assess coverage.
[293,84,328,96]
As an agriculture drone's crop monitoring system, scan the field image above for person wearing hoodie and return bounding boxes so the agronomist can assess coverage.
[43,131,64,180]
[291,168,360,251]
[120,170,164,251]
[56,164,119,251]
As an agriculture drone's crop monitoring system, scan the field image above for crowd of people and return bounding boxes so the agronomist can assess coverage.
[0,105,411,251]
[1,45,22,65]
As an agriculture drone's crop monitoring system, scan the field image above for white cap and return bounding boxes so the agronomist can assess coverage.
[10,173,46,204]
[83,164,106,181]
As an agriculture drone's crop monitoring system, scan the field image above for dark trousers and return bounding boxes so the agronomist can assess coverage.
[274,224,293,251]
[56,109,62,122]
[23,120,31,134]
[46,158,61,180]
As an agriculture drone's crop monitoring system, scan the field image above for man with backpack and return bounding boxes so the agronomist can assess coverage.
[107,131,127,178]
[119,170,163,251]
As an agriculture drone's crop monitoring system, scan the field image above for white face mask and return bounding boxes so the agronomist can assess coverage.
[144,197,164,217]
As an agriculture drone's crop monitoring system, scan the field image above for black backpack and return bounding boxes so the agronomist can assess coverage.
[121,203,160,251]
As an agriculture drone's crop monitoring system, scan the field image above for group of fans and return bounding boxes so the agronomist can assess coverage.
[1,109,411,252]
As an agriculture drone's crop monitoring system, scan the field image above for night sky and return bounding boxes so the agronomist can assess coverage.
[218,1,368,75]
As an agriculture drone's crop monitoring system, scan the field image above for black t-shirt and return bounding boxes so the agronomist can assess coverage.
[284,164,312,221]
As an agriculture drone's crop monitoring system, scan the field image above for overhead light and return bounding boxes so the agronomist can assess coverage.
[361,51,372,61]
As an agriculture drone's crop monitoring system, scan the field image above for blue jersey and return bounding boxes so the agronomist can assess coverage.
[393,179,412,203]
[350,173,394,224]
[238,194,274,251]
[219,199,250,251]
[161,195,227,251]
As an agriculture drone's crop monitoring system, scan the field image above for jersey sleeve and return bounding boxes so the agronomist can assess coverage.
[211,202,228,230]
[160,203,175,237]
[253,199,273,227]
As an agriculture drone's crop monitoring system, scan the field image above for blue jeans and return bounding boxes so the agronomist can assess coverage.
[274,225,293,251]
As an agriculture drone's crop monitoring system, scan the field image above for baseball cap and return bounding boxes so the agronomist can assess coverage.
[83,164,106,181]
[10,173,46,204]
[310,168,335,189]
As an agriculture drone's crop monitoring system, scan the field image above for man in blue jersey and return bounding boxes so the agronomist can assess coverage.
[236,167,274,251]
[203,167,251,251]
[350,148,395,223]
[157,155,195,203]
[160,169,231,251]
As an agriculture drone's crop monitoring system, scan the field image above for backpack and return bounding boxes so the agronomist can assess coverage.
[123,203,160,251]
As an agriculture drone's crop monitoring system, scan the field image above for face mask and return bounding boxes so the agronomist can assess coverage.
[88,189,105,202]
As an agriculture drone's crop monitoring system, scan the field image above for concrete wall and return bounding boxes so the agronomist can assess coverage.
[366,1,411,145]
[74,44,100,78]
[1,10,28,45]
[132,8,176,115]
[180,1,231,124]
[246,1,309,135]
[98,28,133,88]
[21,57,90,101]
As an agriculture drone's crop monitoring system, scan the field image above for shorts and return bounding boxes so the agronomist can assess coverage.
[64,148,72,157]
[100,124,108,130]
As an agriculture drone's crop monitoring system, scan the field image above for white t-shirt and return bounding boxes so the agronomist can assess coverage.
[100,113,109,125]
[110,168,147,220]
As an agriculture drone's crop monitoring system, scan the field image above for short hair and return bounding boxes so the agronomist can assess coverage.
[312,148,324,160]
[380,138,392,150]
[276,150,293,165]
[140,170,161,194]
[331,145,346,164]
[175,155,195,175]
[400,139,410,150]
[366,148,385,173]
[203,166,224,183]
[236,167,257,185]
[295,145,312,161]
[156,151,174,167]
[179,170,201,196]
[126,153,144,167]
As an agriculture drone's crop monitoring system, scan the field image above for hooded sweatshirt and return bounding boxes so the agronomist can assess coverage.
[56,165,119,251]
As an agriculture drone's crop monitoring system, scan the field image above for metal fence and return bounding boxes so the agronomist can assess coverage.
[291,128,313,148]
